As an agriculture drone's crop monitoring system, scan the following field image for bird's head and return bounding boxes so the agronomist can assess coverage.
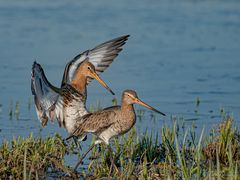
[122,89,165,116]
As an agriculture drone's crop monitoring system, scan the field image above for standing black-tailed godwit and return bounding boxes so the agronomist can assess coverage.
[31,35,129,136]
[70,89,166,170]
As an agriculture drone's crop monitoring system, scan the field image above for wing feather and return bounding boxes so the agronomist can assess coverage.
[61,35,130,87]
[31,61,60,126]
[73,106,120,137]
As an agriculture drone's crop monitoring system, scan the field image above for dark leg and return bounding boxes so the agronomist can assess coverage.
[108,146,114,178]
[64,135,88,150]
[65,135,74,141]
[98,145,102,152]
[65,134,87,142]
[63,135,81,150]
[107,146,119,178]
[73,136,82,150]
[74,143,95,171]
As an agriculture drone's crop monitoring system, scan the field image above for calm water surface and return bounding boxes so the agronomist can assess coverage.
[0,0,240,167]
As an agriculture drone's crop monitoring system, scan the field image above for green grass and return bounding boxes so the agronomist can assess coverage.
[0,117,240,179]
[0,133,71,179]
[86,116,240,179]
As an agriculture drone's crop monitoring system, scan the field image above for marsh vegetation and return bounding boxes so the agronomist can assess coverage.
[1,115,239,179]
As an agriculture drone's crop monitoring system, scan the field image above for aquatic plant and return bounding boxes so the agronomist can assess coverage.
[88,100,103,113]
[15,101,20,119]
[83,116,240,179]
[0,134,70,179]
[112,97,117,106]
[0,116,239,179]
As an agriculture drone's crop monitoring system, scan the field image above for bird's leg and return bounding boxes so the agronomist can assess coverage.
[107,146,114,178]
[98,145,102,152]
[63,135,74,147]
[65,135,74,141]
[64,135,87,150]
[63,135,82,150]
[73,136,82,150]
[74,143,95,171]
[107,146,119,178]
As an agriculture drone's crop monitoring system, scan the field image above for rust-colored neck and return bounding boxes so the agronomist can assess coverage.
[71,74,87,95]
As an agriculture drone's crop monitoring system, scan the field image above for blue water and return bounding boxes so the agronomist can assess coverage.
[0,0,240,167]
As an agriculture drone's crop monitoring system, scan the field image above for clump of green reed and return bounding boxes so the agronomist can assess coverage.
[87,129,138,178]
[0,133,71,179]
[88,100,103,113]
[78,116,240,179]
[137,109,145,121]
[203,116,240,178]
[9,100,13,119]
[15,100,20,119]
[112,97,117,106]
[8,100,20,120]
[86,127,175,179]
[5,116,235,179]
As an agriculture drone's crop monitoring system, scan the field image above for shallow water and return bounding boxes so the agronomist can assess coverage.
[0,0,240,167]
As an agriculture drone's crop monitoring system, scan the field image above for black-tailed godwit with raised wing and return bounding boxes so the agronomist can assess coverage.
[31,61,114,134]
[31,35,129,136]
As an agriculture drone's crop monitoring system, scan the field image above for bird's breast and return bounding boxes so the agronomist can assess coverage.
[59,85,88,134]
[63,99,88,134]
[113,111,136,135]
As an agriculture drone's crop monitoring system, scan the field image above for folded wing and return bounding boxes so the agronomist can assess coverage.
[61,35,130,86]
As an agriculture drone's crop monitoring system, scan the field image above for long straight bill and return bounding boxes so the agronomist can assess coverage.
[90,70,115,95]
[135,98,166,116]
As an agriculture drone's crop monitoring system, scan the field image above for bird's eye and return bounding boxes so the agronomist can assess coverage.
[88,66,91,70]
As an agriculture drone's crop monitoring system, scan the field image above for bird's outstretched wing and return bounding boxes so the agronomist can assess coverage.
[61,35,130,86]
[31,61,60,126]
